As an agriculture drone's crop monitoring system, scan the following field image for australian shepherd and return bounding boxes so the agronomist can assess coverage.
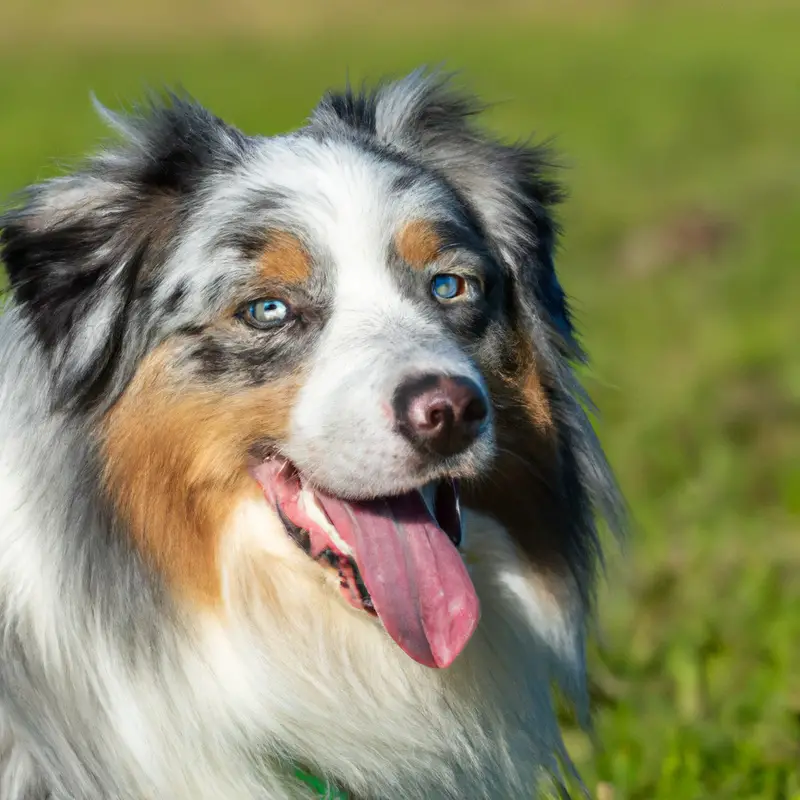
[0,70,622,799]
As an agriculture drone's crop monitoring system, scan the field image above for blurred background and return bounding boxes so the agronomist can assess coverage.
[1,0,798,796]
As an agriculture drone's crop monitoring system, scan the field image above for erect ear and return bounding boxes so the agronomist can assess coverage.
[0,92,248,412]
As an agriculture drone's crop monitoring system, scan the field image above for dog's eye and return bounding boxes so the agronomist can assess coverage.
[240,299,290,329]
[431,274,468,302]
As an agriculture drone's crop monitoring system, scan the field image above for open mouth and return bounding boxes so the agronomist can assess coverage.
[249,460,480,669]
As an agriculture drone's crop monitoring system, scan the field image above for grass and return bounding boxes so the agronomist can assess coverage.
[1,2,799,797]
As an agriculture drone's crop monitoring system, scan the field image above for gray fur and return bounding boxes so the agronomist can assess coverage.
[0,70,623,798]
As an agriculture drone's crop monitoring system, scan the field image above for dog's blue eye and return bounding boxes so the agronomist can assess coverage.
[242,299,289,329]
[431,274,467,302]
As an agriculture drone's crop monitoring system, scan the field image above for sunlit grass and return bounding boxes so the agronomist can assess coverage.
[1,3,798,796]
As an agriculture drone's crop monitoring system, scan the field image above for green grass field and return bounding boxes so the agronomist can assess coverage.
[1,2,798,797]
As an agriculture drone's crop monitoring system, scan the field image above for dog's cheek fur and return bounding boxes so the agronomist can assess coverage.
[100,344,303,603]
[462,330,598,708]
[315,70,620,605]
[0,73,623,799]
[464,334,571,572]
[466,331,554,513]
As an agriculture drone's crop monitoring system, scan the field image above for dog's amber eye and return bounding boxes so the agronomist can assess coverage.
[240,298,290,329]
[431,274,467,302]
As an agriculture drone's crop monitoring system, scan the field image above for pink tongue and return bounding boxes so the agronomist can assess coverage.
[315,490,480,669]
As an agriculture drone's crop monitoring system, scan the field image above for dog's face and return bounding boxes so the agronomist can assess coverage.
[1,73,616,672]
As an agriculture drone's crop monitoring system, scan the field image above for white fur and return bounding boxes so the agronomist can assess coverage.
[0,80,612,797]
[0,322,580,797]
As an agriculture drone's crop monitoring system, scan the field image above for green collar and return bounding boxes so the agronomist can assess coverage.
[294,765,348,798]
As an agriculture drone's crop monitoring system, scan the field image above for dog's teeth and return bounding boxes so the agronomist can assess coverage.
[298,486,353,557]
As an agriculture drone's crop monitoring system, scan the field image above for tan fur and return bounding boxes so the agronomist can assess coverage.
[101,345,302,603]
[518,358,554,434]
[258,231,311,284]
[464,333,572,579]
[394,220,441,270]
[211,498,574,797]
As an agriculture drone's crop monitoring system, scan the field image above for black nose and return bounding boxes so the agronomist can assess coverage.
[392,373,489,458]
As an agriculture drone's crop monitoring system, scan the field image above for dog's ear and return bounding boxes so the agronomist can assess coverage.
[325,71,624,713]
[0,93,248,412]
[314,67,622,516]
[315,72,624,656]
[313,69,578,359]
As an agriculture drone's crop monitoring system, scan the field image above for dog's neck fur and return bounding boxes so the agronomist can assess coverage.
[0,318,584,799]
[212,496,585,799]
[0,308,588,800]
[0,71,624,799]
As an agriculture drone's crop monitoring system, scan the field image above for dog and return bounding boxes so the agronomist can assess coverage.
[0,69,622,799]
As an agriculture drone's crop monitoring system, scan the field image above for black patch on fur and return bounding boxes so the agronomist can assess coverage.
[0,214,157,410]
[163,282,188,314]
[322,84,378,135]
[0,92,250,412]
[3,221,111,352]
[214,229,271,263]
[208,189,290,261]
[391,172,417,193]
[497,143,575,344]
[70,238,150,411]
[186,333,295,385]
[132,94,251,194]
[183,308,325,388]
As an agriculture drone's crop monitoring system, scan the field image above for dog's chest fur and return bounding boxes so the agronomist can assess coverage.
[0,448,579,799]
[0,69,622,799]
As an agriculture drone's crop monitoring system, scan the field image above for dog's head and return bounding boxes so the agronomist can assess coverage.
[0,71,620,670]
